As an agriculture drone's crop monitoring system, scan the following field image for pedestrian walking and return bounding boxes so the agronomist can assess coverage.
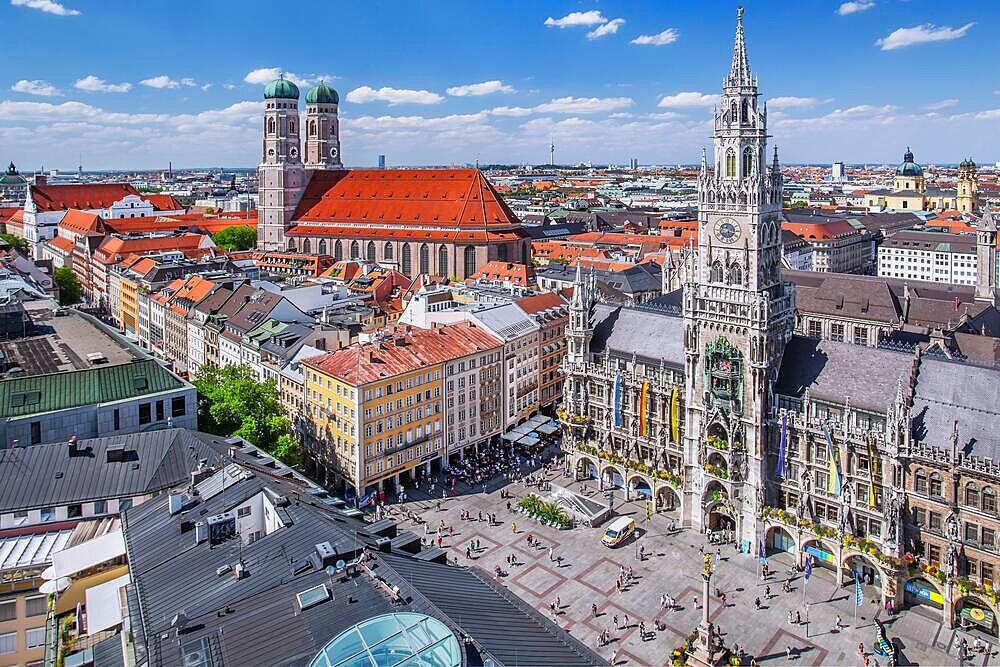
[623,614,629,628]
[786,645,793,661]
[613,614,619,629]
[511,521,517,534]
[754,597,761,610]
[764,585,771,599]
[788,611,794,625]
[592,603,599,618]
[638,621,646,639]
[694,595,699,609]
[549,547,555,561]
[466,547,472,559]
[720,593,727,607]
[795,610,801,625]
[835,614,842,630]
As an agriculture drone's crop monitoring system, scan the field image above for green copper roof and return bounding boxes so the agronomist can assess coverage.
[264,77,300,100]
[0,358,186,418]
[306,81,339,104]
[896,148,923,177]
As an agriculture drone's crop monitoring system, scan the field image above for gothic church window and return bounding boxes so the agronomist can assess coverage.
[727,264,743,285]
[318,239,327,254]
[267,118,275,135]
[350,241,360,258]
[730,100,738,122]
[741,98,749,123]
[419,243,429,274]
[498,245,508,262]
[402,243,412,274]
[464,246,476,278]
[383,242,393,260]
[302,238,311,254]
[438,246,449,275]
[725,150,736,178]
[742,147,754,177]
[334,240,343,261]
[710,261,724,283]
[289,121,296,134]
[309,120,317,137]
[367,242,376,262]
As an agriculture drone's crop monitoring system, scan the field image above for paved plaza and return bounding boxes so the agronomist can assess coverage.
[392,463,984,666]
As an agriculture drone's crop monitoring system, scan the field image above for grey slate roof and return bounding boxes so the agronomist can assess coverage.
[590,303,685,368]
[911,356,1000,459]
[0,428,225,513]
[774,336,914,413]
[123,465,602,667]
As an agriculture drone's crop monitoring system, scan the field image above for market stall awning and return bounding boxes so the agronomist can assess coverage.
[536,422,559,435]
[517,433,541,446]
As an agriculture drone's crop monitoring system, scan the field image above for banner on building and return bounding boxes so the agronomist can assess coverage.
[776,412,787,480]
[639,381,649,437]
[613,371,622,428]
[670,388,680,443]
[822,425,842,496]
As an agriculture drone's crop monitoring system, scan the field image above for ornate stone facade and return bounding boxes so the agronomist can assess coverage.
[560,8,1000,635]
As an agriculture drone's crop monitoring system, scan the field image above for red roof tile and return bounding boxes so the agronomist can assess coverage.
[45,235,75,254]
[285,225,526,243]
[59,209,104,235]
[143,194,185,211]
[292,168,523,231]
[30,183,139,212]
[303,321,501,385]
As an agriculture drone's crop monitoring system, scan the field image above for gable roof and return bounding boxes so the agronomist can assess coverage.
[0,428,223,513]
[30,183,139,212]
[293,168,523,230]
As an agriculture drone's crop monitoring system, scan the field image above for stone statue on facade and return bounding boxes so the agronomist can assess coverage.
[945,542,958,581]
[883,489,900,546]
[946,509,960,542]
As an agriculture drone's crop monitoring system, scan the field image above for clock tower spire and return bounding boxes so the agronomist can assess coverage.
[681,6,795,542]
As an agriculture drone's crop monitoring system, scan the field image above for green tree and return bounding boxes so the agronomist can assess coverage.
[0,234,28,255]
[192,364,301,466]
[53,267,82,305]
[211,225,257,251]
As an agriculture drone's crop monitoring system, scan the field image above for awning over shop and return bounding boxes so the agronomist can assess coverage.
[517,433,541,447]
[536,422,559,435]
[960,605,996,630]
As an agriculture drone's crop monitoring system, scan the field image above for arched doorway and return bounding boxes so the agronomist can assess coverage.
[628,476,652,500]
[903,577,944,612]
[601,466,624,490]
[703,482,733,531]
[656,485,680,513]
[765,525,795,556]
[802,539,837,572]
[955,596,999,637]
[576,457,597,481]
[844,553,882,590]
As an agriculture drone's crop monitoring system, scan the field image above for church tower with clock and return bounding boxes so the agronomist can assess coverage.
[681,7,795,542]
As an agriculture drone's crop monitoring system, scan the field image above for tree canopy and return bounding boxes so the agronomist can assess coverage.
[0,234,28,255]
[211,225,257,251]
[193,364,301,466]
[53,267,82,305]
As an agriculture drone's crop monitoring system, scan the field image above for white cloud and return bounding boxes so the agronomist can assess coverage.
[837,1,875,16]
[489,106,534,117]
[875,22,974,50]
[587,18,625,40]
[140,75,180,89]
[345,86,443,106]
[74,75,132,93]
[10,0,79,16]
[11,79,61,97]
[924,99,959,111]
[201,83,213,92]
[630,28,679,47]
[645,111,683,120]
[223,83,237,90]
[242,68,334,88]
[446,80,514,97]
[973,109,1000,120]
[657,91,720,108]
[181,78,197,87]
[533,96,633,114]
[767,96,833,108]
[544,10,607,28]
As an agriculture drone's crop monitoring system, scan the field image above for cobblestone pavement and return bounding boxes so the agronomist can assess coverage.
[395,466,975,666]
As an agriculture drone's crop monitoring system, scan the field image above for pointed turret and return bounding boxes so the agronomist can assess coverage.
[727,6,752,88]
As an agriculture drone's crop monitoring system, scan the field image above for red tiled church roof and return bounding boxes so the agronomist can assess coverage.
[292,169,523,231]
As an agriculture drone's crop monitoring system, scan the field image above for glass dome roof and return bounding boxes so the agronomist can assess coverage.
[309,612,462,667]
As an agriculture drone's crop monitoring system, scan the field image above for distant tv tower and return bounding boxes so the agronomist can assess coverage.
[78,153,82,180]
[549,137,555,166]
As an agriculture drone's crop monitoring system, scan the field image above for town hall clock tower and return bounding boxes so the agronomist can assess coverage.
[681,7,795,542]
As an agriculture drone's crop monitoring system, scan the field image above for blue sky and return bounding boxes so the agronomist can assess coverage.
[1,0,997,170]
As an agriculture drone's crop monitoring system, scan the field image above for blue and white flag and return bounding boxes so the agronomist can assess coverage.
[613,371,622,428]
[776,413,788,479]
[854,571,864,607]
[804,556,812,583]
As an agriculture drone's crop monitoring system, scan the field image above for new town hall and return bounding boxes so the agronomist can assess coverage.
[561,10,1000,633]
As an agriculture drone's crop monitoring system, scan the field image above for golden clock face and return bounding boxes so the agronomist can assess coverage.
[714,218,741,244]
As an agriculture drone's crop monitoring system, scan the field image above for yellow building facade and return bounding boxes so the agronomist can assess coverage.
[866,149,978,213]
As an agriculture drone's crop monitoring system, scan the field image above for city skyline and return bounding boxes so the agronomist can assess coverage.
[1,0,997,170]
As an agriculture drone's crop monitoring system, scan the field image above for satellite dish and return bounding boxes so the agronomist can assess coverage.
[325,565,336,576]
[335,559,346,570]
